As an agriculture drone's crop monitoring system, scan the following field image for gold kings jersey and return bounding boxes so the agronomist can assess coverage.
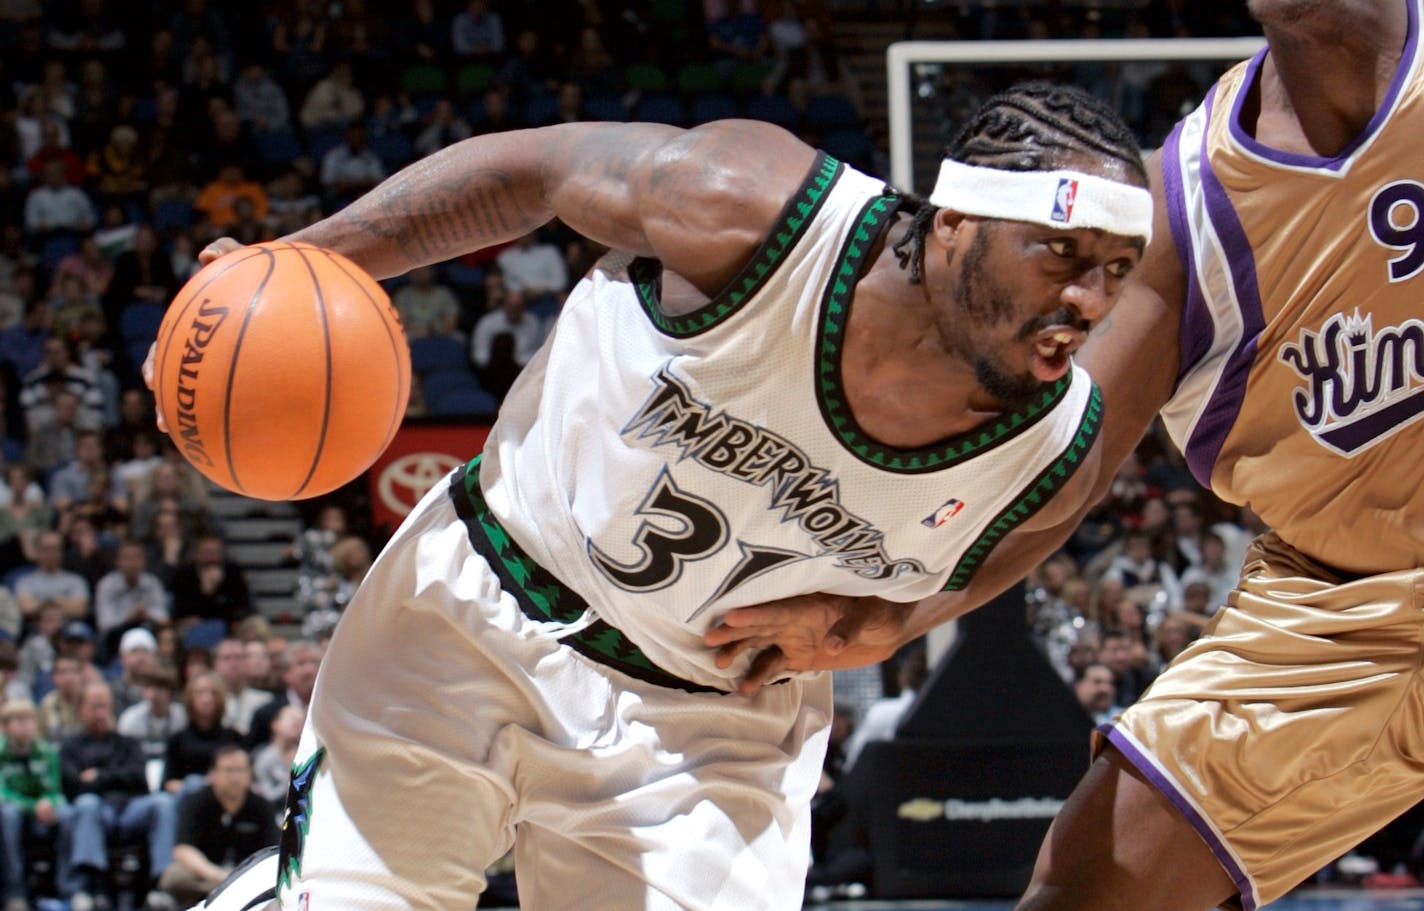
[1160,0,1424,576]
[479,154,1102,689]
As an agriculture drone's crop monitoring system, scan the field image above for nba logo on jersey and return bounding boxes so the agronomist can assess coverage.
[921,498,965,528]
[298,893,310,911]
[1052,178,1078,223]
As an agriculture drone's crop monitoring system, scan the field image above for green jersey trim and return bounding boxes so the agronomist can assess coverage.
[631,152,843,338]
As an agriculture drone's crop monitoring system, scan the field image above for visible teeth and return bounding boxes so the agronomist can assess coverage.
[1036,342,1058,357]
[1051,331,1075,344]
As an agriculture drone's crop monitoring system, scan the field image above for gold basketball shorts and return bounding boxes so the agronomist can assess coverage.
[1096,532,1424,911]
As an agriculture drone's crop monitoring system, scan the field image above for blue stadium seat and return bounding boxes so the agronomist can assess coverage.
[255,130,303,166]
[689,93,739,124]
[305,128,345,163]
[443,261,484,290]
[421,367,481,403]
[409,335,469,374]
[119,301,165,345]
[744,94,801,130]
[524,94,562,128]
[432,385,498,417]
[39,234,80,270]
[632,93,686,126]
[581,94,627,122]
[369,130,414,169]
[151,198,195,232]
[820,128,876,170]
[804,94,861,130]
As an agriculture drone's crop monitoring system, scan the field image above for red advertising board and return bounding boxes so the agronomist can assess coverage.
[367,423,490,532]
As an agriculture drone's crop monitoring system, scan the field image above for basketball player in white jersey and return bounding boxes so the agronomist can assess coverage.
[712,3,1424,909]
[169,83,1152,910]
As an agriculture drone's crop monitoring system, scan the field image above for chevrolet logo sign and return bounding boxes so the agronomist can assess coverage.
[897,798,944,822]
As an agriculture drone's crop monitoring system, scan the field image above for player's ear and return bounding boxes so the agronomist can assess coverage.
[932,208,965,248]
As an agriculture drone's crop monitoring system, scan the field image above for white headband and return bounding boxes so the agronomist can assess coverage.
[929,159,1152,244]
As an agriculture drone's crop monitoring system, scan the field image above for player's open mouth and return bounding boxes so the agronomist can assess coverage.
[1030,329,1083,382]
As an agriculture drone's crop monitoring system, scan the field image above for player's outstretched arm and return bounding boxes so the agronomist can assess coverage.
[278,120,817,292]
[709,149,1187,693]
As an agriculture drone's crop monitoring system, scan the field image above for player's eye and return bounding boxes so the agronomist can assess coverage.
[1046,238,1076,257]
[1106,258,1134,279]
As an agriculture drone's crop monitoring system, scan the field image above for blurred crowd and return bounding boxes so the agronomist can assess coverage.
[0,0,1377,908]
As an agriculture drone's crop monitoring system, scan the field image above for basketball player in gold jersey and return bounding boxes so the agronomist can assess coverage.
[709,1,1424,908]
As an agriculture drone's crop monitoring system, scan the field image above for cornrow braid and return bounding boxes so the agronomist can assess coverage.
[895,81,1147,284]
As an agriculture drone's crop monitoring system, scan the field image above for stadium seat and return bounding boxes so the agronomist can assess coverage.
[633,93,686,126]
[432,385,498,417]
[745,94,801,130]
[421,367,482,403]
[255,130,303,167]
[524,94,562,127]
[677,62,723,97]
[151,198,195,232]
[581,93,627,122]
[305,128,345,163]
[39,234,80,270]
[443,261,484,290]
[409,335,469,374]
[119,301,165,345]
[689,93,739,124]
[804,94,861,131]
[820,128,876,170]
[402,63,449,97]
[368,130,414,169]
[624,63,670,93]
[730,61,773,96]
[456,63,496,97]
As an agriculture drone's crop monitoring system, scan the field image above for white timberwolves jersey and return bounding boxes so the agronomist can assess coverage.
[476,154,1102,689]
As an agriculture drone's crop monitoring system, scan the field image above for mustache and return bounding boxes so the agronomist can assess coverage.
[1017,308,1091,341]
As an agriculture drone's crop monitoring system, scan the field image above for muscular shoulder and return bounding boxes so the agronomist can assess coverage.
[640,120,819,297]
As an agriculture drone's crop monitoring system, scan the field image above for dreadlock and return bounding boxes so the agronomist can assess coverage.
[892,81,1148,284]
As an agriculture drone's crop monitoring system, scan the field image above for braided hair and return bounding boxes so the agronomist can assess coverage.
[892,82,1148,284]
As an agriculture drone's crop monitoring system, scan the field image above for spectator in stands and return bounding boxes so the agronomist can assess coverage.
[85,124,147,211]
[171,534,251,636]
[249,703,301,805]
[318,122,385,211]
[103,225,174,330]
[22,158,96,240]
[240,639,275,694]
[158,743,275,907]
[269,1,329,97]
[474,86,519,134]
[299,60,364,134]
[1150,612,1197,673]
[263,169,322,238]
[451,0,505,63]
[94,544,168,658]
[193,162,269,233]
[566,26,619,98]
[130,459,211,542]
[301,535,370,640]
[0,697,74,911]
[24,119,84,187]
[471,288,542,399]
[113,430,163,500]
[0,264,35,333]
[231,62,292,136]
[245,639,321,750]
[116,664,186,766]
[15,530,89,620]
[392,265,460,341]
[49,429,121,513]
[16,598,63,698]
[37,652,86,742]
[1177,529,1238,615]
[494,229,567,299]
[0,643,24,704]
[61,679,176,911]
[841,645,928,772]
[52,235,114,300]
[210,638,270,737]
[1100,627,1156,708]
[19,336,106,434]
[26,389,92,474]
[705,0,768,79]
[108,627,161,715]
[1074,661,1122,725]
[393,0,446,69]
[142,507,186,592]
[162,670,239,795]
[226,196,269,246]
[414,99,473,159]
[0,298,53,382]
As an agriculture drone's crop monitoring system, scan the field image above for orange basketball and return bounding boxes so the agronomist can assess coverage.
[153,240,411,501]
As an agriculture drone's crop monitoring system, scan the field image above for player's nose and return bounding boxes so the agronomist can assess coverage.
[1061,266,1113,325]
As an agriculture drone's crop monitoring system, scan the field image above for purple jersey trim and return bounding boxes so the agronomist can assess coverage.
[1227,0,1418,170]
[1182,89,1266,488]
[1163,119,1213,383]
[1098,723,1258,911]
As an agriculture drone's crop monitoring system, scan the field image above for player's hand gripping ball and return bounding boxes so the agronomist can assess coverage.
[152,241,411,501]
